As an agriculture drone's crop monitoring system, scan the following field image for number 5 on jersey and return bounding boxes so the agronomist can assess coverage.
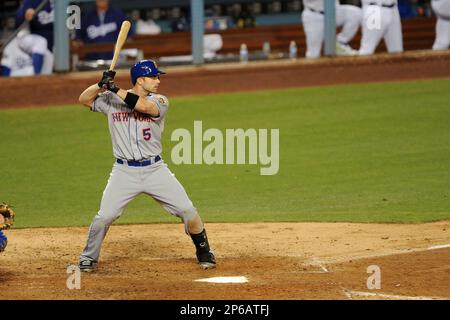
[143,128,151,141]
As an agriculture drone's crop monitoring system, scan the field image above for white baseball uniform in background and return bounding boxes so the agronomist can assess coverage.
[431,0,450,50]
[359,0,403,55]
[1,32,53,76]
[302,0,362,58]
[1,38,34,77]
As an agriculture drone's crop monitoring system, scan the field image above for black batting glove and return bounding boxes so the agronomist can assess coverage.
[98,70,116,88]
[106,80,120,93]
[103,70,116,79]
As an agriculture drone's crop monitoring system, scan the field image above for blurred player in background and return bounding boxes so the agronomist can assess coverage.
[16,0,54,52]
[4,0,55,76]
[301,0,362,58]
[0,204,14,253]
[74,0,130,61]
[0,230,7,252]
[431,0,450,50]
[1,29,53,77]
[359,0,403,55]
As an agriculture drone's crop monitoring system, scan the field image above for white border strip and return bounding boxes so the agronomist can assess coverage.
[342,289,448,300]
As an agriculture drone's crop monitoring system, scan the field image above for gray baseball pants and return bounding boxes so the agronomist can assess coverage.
[80,159,198,262]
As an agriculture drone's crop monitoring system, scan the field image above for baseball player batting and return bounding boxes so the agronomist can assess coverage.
[78,60,216,271]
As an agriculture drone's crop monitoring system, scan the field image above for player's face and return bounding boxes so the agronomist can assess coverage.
[96,0,109,11]
[141,76,160,93]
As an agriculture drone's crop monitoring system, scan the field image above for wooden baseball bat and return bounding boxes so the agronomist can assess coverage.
[109,20,131,71]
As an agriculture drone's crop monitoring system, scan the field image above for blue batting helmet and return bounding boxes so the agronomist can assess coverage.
[130,60,166,85]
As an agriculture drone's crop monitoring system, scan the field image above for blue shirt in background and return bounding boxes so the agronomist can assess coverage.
[16,0,54,51]
[76,7,131,61]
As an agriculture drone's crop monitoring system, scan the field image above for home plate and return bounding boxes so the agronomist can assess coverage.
[194,276,248,284]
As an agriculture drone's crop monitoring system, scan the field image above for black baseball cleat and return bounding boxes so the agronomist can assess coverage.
[79,259,98,272]
[197,250,216,270]
[190,229,217,269]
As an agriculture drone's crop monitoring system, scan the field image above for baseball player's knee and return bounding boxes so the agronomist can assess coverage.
[183,212,204,235]
[20,34,48,55]
[174,203,202,233]
[350,6,362,17]
[347,11,362,26]
[339,5,362,23]
[32,38,48,55]
[94,211,120,227]
[178,203,197,220]
[353,13,362,25]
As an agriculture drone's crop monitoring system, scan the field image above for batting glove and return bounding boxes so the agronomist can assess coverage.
[98,70,116,89]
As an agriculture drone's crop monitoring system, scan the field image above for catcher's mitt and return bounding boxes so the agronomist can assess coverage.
[0,203,15,230]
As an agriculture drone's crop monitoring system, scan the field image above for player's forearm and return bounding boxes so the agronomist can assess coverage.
[79,84,102,107]
[115,89,160,116]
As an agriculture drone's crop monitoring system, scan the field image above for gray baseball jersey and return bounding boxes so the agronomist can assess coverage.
[92,91,169,159]
[80,91,198,263]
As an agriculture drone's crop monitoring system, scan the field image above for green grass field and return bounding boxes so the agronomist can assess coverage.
[1,78,450,228]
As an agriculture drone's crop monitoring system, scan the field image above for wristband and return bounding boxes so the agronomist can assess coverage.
[124,92,139,110]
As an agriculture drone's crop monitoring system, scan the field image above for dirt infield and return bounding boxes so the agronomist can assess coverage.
[1,221,449,299]
[1,50,450,109]
[1,50,450,300]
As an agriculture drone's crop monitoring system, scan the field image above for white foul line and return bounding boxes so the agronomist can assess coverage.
[342,289,449,301]
[309,258,329,273]
[324,243,450,265]
[427,243,450,250]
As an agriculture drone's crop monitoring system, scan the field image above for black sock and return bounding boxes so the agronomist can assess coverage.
[190,229,210,253]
